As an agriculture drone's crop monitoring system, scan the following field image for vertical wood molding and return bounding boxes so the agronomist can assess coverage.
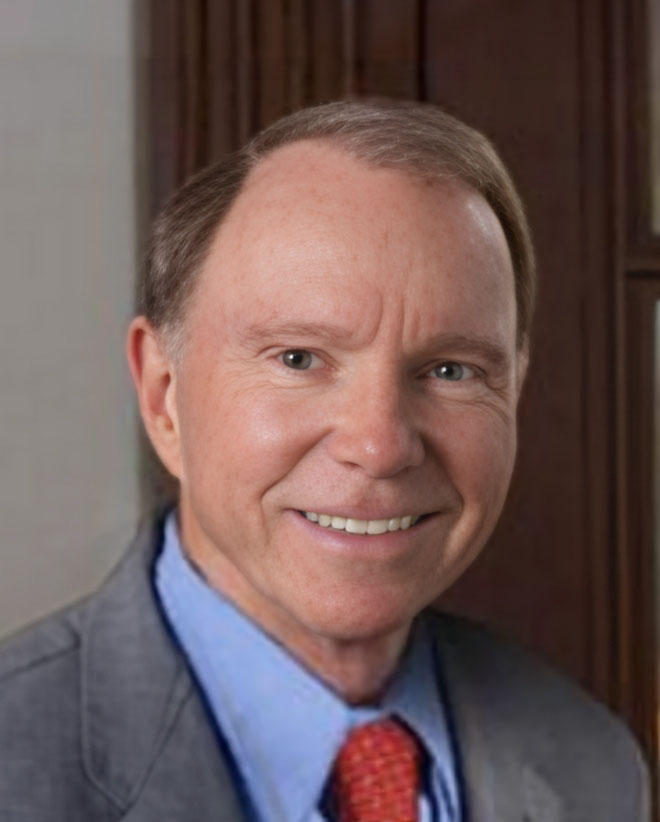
[610,0,660,800]
[622,277,660,800]
[308,0,344,101]
[416,0,427,100]
[576,0,616,707]
[625,0,660,255]
[234,0,255,145]
[354,0,420,98]
[342,0,356,96]
[179,1,208,176]
[149,0,209,211]
[286,0,308,109]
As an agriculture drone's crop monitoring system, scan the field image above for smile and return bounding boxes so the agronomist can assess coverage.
[300,511,422,534]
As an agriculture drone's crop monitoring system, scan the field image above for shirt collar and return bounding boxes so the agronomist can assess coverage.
[156,510,458,822]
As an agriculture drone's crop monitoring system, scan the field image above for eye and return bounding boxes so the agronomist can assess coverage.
[431,361,476,381]
[279,349,319,370]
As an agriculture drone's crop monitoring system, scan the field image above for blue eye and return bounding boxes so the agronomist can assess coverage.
[432,362,474,381]
[280,349,315,370]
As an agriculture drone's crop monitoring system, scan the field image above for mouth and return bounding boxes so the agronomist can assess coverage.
[298,510,425,535]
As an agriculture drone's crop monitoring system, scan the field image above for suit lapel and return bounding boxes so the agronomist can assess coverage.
[80,513,246,821]
[117,690,247,822]
[431,614,564,822]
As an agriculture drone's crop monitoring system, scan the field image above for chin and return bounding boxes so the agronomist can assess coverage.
[288,587,424,646]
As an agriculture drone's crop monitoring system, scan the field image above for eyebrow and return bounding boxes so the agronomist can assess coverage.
[420,332,510,368]
[240,321,510,366]
[239,320,353,346]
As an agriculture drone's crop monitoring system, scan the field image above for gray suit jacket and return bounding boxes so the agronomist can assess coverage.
[0,512,649,821]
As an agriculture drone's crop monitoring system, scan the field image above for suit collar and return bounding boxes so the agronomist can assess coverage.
[432,613,563,822]
[79,510,245,820]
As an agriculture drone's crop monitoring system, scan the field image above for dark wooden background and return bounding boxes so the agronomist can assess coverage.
[142,0,660,800]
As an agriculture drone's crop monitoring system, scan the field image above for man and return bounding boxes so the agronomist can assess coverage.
[0,101,649,821]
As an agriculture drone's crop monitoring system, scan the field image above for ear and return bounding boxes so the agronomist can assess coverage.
[126,316,183,479]
[515,341,530,397]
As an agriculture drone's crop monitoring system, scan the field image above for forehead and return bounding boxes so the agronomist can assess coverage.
[192,141,515,346]
[221,141,498,254]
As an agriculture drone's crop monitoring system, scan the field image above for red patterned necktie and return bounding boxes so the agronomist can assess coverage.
[331,718,422,822]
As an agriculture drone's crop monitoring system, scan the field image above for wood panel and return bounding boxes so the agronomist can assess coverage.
[144,0,659,766]
[353,0,421,98]
[149,0,209,211]
[621,277,660,776]
[611,0,660,791]
[148,0,424,212]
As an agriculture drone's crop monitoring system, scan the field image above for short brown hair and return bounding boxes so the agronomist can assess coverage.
[142,100,536,351]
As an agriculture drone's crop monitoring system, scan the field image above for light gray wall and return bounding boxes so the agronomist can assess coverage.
[0,0,140,637]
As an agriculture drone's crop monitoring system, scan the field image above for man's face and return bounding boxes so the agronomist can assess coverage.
[169,141,525,649]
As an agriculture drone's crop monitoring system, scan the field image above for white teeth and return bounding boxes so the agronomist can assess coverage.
[346,518,368,534]
[303,512,421,533]
[367,519,389,535]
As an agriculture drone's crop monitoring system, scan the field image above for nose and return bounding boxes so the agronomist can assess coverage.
[326,372,425,478]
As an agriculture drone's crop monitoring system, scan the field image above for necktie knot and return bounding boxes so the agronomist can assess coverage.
[332,718,422,822]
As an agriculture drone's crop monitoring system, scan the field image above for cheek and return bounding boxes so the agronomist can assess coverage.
[436,404,517,505]
[178,377,319,501]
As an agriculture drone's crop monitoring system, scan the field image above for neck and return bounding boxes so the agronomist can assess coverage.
[276,622,412,706]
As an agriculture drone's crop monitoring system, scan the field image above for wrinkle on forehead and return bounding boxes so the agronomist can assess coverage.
[192,140,516,355]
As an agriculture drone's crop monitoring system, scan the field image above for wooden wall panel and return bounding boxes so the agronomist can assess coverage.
[149,0,209,211]
[307,0,344,101]
[205,0,236,159]
[145,1,659,767]
[622,277,660,773]
[612,0,660,785]
[354,0,421,98]
[148,0,424,211]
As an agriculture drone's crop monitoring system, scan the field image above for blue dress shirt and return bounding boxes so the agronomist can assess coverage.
[155,511,462,822]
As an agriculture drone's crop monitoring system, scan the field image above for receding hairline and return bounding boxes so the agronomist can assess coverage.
[213,136,492,235]
[236,136,476,205]
[145,100,535,360]
[169,137,517,364]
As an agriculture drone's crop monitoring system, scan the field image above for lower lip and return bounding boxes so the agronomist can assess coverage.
[288,510,437,557]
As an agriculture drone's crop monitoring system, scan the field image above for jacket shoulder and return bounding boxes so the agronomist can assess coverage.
[428,611,649,819]
[0,594,119,820]
[0,598,86,680]
[431,611,626,725]
[0,597,90,778]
